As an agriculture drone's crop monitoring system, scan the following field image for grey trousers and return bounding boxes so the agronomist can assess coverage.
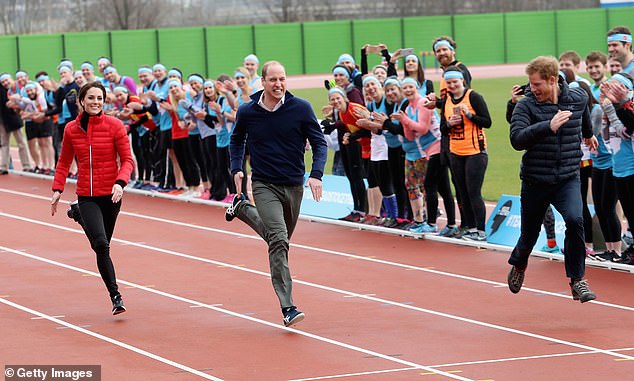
[0,124,33,171]
[235,181,304,309]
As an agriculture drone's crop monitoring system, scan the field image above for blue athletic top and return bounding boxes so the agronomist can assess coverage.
[368,96,401,149]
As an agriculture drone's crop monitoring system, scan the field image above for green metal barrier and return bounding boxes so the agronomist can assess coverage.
[2,7,633,79]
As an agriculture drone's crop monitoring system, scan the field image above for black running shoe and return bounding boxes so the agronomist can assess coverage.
[282,306,305,327]
[507,266,525,294]
[570,279,596,303]
[111,294,126,315]
[225,193,246,222]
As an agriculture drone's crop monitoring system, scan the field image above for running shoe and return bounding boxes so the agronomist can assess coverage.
[507,266,525,294]
[225,193,246,222]
[111,294,126,315]
[362,215,380,225]
[379,217,399,228]
[463,230,487,242]
[282,306,304,327]
[410,222,438,233]
[540,244,561,253]
[593,250,620,262]
[570,279,596,303]
[438,225,460,237]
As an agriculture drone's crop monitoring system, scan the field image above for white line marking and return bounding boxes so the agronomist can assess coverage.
[290,347,634,380]
[2,213,634,363]
[0,297,223,380]
[31,315,65,319]
[0,245,472,381]
[1,209,632,313]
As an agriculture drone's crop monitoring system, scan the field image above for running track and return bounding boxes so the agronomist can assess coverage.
[1,175,634,380]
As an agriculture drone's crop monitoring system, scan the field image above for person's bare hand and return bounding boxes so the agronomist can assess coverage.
[550,110,572,133]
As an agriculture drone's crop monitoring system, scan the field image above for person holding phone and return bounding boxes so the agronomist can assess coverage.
[50,81,134,315]
[439,67,491,242]
[507,56,598,303]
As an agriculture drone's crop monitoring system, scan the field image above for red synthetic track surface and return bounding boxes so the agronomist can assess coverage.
[2,175,634,381]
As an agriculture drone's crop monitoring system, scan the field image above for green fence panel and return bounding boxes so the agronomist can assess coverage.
[206,25,253,79]
[352,18,402,70]
[303,20,352,74]
[254,23,303,75]
[111,29,157,78]
[505,11,557,63]
[158,27,206,78]
[64,31,110,69]
[606,7,634,34]
[454,13,505,65]
[17,34,63,77]
[403,15,453,71]
[0,36,18,75]
[556,8,607,58]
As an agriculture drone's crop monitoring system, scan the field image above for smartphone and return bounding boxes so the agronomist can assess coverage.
[453,106,461,116]
[400,48,415,58]
[366,45,379,54]
[514,84,526,96]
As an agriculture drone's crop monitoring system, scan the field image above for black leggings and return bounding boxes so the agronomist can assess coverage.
[424,154,456,225]
[154,129,173,188]
[388,146,410,219]
[189,135,208,183]
[580,165,593,244]
[449,152,488,231]
[340,141,366,212]
[615,174,634,239]
[78,196,121,298]
[592,167,621,243]
[368,160,394,195]
[172,137,200,187]
[201,135,217,191]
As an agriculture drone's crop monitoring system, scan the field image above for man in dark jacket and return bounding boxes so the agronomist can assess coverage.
[507,56,598,303]
[226,61,327,327]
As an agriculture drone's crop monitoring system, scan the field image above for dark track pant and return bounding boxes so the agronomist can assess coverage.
[508,177,586,279]
[78,195,121,298]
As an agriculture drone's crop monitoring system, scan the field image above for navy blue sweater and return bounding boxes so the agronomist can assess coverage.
[230,90,327,186]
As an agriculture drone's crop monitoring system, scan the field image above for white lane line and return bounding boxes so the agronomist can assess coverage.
[2,212,634,363]
[1,207,632,314]
[0,297,223,380]
[0,245,472,381]
[290,347,634,380]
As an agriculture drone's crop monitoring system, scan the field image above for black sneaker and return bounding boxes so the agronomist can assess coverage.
[111,294,126,315]
[282,306,305,327]
[463,230,487,242]
[507,266,525,294]
[570,279,596,303]
[225,193,246,222]
[594,250,619,262]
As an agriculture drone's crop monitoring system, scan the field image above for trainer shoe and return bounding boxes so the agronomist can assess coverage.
[438,225,459,237]
[111,294,126,315]
[570,279,596,303]
[282,306,305,327]
[507,266,525,294]
[540,244,561,253]
[463,230,487,242]
[410,222,438,233]
[592,250,618,262]
[225,193,246,222]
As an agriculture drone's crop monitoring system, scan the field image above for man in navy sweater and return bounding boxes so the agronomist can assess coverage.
[227,61,327,327]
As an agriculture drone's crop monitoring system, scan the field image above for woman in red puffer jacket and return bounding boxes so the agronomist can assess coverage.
[51,81,134,316]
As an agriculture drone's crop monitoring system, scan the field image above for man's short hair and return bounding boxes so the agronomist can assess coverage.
[559,50,581,66]
[432,36,456,51]
[586,51,608,66]
[607,25,632,38]
[261,61,284,79]
[526,56,559,80]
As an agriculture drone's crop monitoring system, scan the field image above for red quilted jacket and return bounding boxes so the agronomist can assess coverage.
[52,113,134,197]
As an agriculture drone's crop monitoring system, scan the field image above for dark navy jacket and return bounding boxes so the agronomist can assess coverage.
[510,80,592,185]
[229,90,327,186]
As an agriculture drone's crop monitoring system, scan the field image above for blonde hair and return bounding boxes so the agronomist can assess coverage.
[526,56,559,80]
